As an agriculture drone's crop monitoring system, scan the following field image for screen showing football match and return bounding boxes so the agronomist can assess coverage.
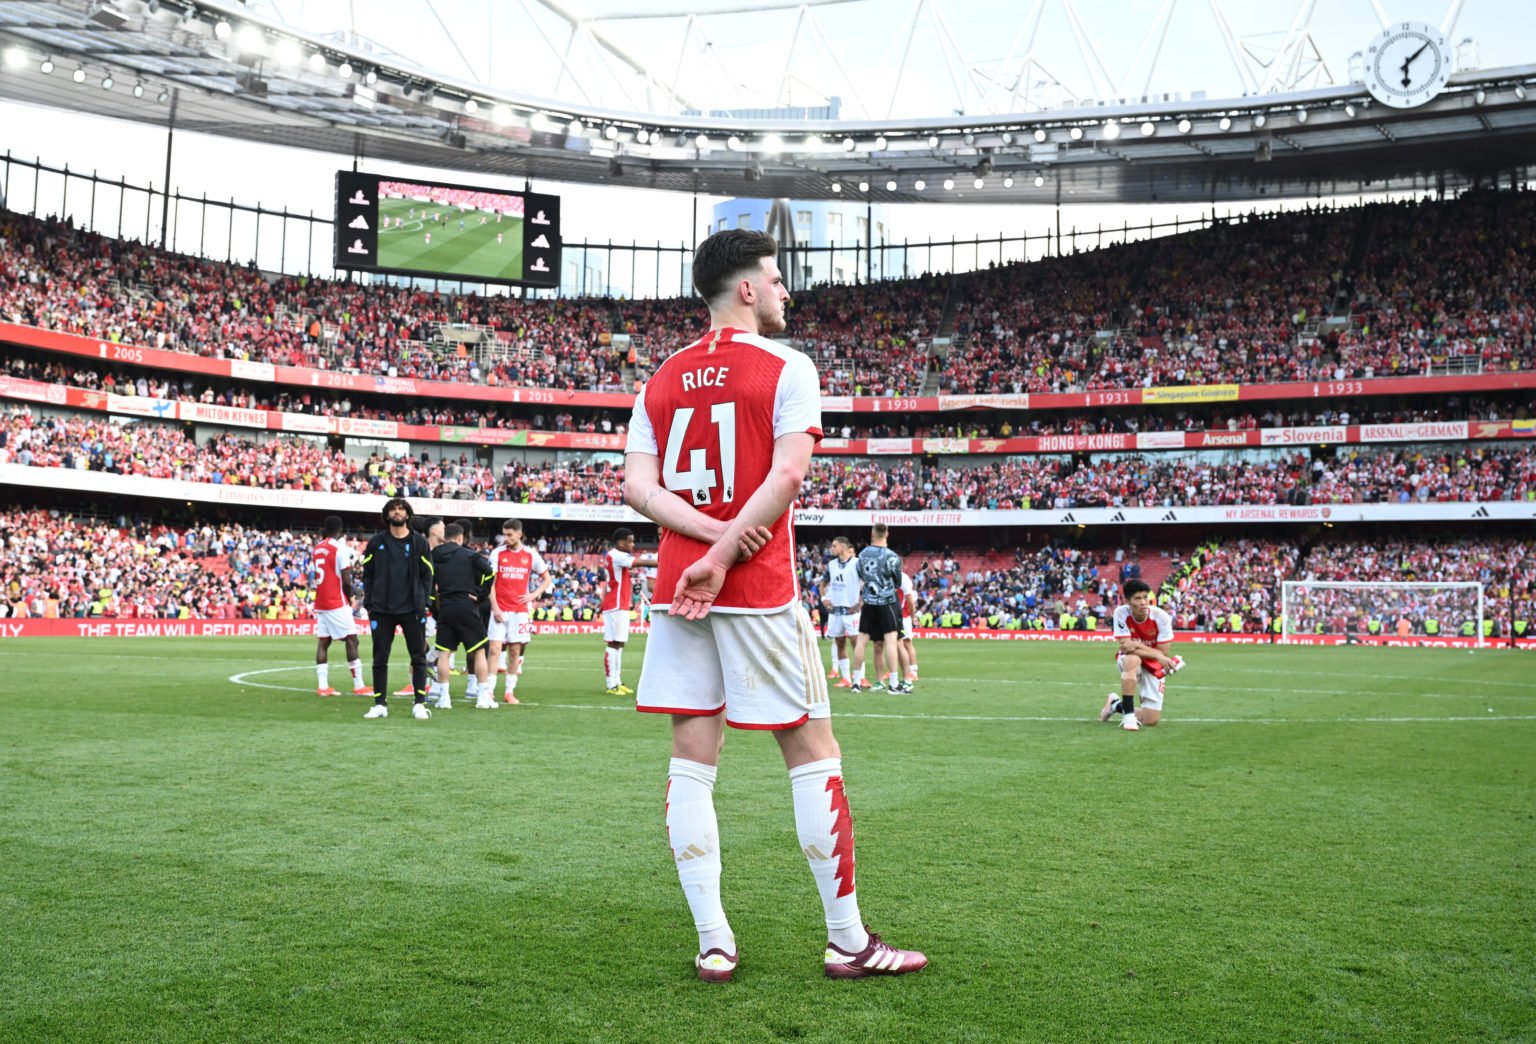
[333,171,561,288]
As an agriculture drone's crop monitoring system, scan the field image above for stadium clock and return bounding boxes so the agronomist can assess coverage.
[1362,21,1451,109]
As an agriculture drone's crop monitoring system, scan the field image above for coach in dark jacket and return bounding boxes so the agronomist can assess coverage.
[360,497,435,719]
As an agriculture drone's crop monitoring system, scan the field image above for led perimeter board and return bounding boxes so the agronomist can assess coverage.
[334,171,561,288]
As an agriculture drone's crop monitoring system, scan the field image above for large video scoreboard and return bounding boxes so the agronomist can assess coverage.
[334,171,562,288]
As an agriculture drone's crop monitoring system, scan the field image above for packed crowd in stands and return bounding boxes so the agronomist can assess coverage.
[5,406,1534,510]
[4,192,1536,403]
[0,509,627,620]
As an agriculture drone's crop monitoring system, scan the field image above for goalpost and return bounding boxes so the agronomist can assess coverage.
[1280,581,1485,648]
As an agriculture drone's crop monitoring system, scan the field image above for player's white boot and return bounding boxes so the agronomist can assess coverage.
[364,704,388,720]
[475,694,497,709]
[1121,713,1141,732]
[412,703,432,720]
[433,689,453,710]
[1100,693,1121,722]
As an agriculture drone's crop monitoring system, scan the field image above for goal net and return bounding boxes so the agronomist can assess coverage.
[1280,581,1485,646]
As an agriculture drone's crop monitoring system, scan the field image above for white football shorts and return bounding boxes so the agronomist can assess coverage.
[488,611,532,645]
[602,608,631,643]
[313,607,357,639]
[825,609,859,639]
[1115,653,1166,711]
[901,615,915,639]
[635,604,831,729]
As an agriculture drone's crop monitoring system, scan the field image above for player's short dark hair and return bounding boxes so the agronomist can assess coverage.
[1123,579,1152,599]
[502,518,523,532]
[322,515,343,537]
[693,229,778,305]
[382,497,413,523]
[831,535,851,549]
[453,518,473,541]
[444,522,465,541]
[872,522,889,539]
[614,527,634,544]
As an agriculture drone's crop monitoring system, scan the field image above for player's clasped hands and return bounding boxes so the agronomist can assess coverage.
[671,525,773,620]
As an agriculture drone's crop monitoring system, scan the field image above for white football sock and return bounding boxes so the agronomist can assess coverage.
[837,658,850,681]
[506,670,519,692]
[613,647,624,685]
[667,758,732,951]
[790,758,868,953]
[348,660,364,687]
[316,663,329,689]
[466,675,479,697]
[853,667,865,685]
[889,671,900,688]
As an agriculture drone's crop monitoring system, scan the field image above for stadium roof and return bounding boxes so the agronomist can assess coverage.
[1,0,1535,204]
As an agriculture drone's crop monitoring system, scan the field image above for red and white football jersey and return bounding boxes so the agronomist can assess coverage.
[626,327,823,614]
[490,544,548,612]
[601,548,636,613]
[312,537,354,612]
[1112,604,1175,677]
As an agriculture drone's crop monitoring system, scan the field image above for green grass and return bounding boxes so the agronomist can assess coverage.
[376,197,524,281]
[1,637,1532,1042]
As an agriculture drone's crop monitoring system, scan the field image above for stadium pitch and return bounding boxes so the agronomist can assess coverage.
[375,197,524,282]
[4,637,1532,1041]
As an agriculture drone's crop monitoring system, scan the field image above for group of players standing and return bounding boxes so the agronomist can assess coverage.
[819,524,920,693]
[309,499,653,718]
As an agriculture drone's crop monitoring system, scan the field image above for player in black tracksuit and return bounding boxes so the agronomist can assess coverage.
[431,522,495,702]
[361,497,435,715]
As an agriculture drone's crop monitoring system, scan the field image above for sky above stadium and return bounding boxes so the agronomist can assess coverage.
[1,0,1532,289]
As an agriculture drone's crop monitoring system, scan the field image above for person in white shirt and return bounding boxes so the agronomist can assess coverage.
[821,536,861,688]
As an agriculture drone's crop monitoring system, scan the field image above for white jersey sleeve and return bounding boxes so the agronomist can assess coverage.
[337,543,356,570]
[609,549,637,570]
[1111,605,1132,637]
[529,548,549,576]
[1152,606,1174,643]
[772,352,823,441]
[625,383,658,455]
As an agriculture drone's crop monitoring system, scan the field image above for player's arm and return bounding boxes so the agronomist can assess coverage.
[526,560,553,608]
[671,432,814,619]
[622,452,731,544]
[473,553,494,604]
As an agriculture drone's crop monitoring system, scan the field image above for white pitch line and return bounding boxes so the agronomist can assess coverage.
[227,666,1536,724]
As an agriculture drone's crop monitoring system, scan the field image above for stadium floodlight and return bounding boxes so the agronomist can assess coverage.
[101,74,113,90]
[156,88,169,103]
[40,57,54,74]
[1102,121,1120,140]
[490,104,511,125]
[307,51,326,73]
[874,135,888,150]
[858,180,869,192]
[962,132,975,145]
[3,46,25,70]
[1516,85,1527,100]
[1219,116,1233,131]
[927,134,939,147]
[463,98,478,114]
[1280,581,1485,648]
[724,134,741,150]
[570,119,585,135]
[365,68,379,86]
[1474,88,1487,105]
[831,182,842,192]
[913,178,925,190]
[1295,108,1309,122]
[1140,121,1155,136]
[1069,126,1083,140]
[885,179,896,191]
[1033,128,1046,142]
[1177,118,1192,133]
[72,66,86,84]
[973,177,984,189]
[636,128,651,143]
[272,39,303,68]
[1000,132,1013,145]
[761,133,782,155]
[694,133,709,148]
[1033,174,1045,187]
[1003,175,1014,188]
[1344,103,1357,117]
[213,19,231,40]
[337,62,352,79]
[842,136,855,150]
[604,124,619,140]
[132,82,144,98]
[942,178,955,190]
[235,24,264,55]
[1253,113,1266,128]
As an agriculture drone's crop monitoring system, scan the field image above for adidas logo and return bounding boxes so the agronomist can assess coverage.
[803,844,833,861]
[675,844,709,863]
[1109,511,1126,522]
[1160,511,1178,521]
[1059,512,1076,523]
[1472,505,1490,518]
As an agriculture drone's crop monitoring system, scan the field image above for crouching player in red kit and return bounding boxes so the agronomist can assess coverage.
[623,229,926,983]
[1100,578,1186,731]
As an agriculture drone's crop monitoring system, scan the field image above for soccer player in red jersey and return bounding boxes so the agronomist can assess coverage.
[311,515,369,696]
[1100,578,1186,731]
[487,518,551,707]
[598,527,657,696]
[624,229,926,983]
